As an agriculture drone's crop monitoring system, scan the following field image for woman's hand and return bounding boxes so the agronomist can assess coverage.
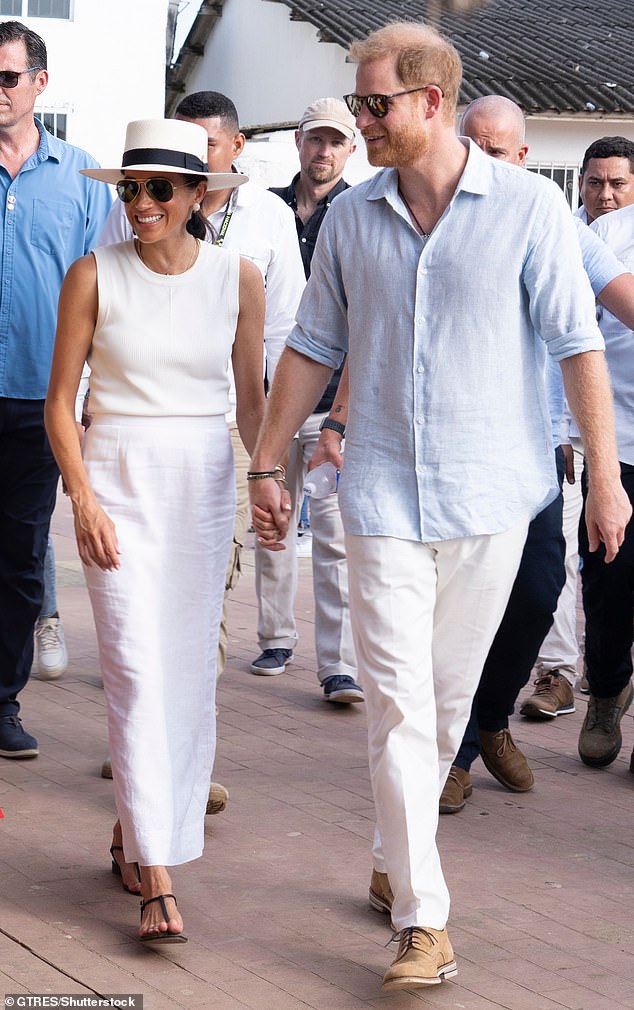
[72,491,120,571]
[249,478,292,552]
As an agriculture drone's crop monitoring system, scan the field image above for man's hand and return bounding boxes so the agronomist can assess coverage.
[308,428,343,472]
[249,478,293,552]
[585,479,632,563]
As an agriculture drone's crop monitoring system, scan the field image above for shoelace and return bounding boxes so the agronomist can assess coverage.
[532,674,556,694]
[387,927,438,952]
[36,620,61,651]
[494,729,516,757]
[586,696,622,732]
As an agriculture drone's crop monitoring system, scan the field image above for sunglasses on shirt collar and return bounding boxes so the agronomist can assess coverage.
[0,66,41,88]
[343,84,444,119]
[116,177,193,205]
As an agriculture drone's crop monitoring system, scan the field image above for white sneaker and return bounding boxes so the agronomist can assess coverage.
[34,616,68,679]
[296,531,313,558]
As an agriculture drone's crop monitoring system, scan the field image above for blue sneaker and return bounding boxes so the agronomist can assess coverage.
[250,648,293,676]
[323,675,364,703]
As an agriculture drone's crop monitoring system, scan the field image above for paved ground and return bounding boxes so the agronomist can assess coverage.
[2,493,634,1010]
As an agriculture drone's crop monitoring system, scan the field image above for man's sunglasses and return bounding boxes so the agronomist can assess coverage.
[116,177,193,205]
[343,84,443,119]
[0,66,42,88]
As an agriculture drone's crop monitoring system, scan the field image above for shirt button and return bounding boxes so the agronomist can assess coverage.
[417,365,424,373]
[417,416,425,424]
[301,237,307,243]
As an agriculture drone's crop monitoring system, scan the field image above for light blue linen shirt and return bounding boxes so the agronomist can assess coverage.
[0,119,111,399]
[287,141,604,542]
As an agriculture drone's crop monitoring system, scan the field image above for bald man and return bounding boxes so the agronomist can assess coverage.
[460,94,528,164]
[435,97,634,812]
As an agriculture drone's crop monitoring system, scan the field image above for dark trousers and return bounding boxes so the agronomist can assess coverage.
[579,461,634,699]
[0,398,59,717]
[455,447,566,770]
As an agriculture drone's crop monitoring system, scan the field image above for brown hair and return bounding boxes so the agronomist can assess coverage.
[349,21,462,122]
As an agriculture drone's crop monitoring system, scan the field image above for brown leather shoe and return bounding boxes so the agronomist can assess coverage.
[578,681,634,767]
[439,766,472,814]
[369,869,393,915]
[382,926,457,990]
[479,728,534,791]
[519,671,575,719]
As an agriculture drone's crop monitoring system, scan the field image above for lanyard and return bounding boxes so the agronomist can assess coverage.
[214,187,238,246]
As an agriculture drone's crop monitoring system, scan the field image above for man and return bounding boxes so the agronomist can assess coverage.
[248,22,629,991]
[578,202,634,770]
[251,98,364,704]
[434,97,634,813]
[97,90,306,810]
[577,136,634,224]
[0,20,110,759]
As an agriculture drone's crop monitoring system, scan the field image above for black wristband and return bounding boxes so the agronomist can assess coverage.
[319,416,346,437]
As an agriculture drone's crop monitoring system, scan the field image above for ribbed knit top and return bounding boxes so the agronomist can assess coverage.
[88,240,240,417]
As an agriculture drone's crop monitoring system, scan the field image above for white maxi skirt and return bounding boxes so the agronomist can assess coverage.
[82,415,235,866]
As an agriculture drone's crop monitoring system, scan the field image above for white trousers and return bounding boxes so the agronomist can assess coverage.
[255,411,356,683]
[346,518,530,930]
[535,439,584,685]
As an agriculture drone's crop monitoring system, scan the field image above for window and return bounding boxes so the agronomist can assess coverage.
[0,0,71,16]
[528,163,579,209]
[36,108,67,140]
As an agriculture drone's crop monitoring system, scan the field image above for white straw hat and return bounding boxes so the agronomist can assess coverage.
[81,118,247,191]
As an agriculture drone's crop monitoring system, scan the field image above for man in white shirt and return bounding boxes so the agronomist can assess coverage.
[578,203,634,769]
[576,137,634,225]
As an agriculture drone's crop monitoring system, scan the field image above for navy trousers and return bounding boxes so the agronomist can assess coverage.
[455,447,566,770]
[0,398,59,717]
[579,461,634,699]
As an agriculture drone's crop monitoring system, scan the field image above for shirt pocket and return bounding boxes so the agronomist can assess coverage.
[31,198,75,255]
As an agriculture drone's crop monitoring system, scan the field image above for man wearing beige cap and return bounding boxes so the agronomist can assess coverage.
[249,99,362,703]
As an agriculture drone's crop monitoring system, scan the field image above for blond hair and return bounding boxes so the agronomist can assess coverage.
[349,21,462,122]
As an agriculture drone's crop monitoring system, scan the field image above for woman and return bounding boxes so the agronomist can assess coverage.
[45,119,266,943]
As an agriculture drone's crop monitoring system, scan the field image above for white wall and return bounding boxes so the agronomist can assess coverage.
[1,0,166,166]
[185,0,356,130]
[525,116,634,165]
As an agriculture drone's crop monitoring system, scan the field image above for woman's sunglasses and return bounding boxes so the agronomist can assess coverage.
[0,66,41,88]
[343,84,443,119]
[116,177,193,205]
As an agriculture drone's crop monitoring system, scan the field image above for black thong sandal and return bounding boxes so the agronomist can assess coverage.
[139,893,188,944]
[110,844,141,895]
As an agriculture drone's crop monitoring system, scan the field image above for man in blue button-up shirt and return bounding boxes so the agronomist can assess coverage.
[248,21,631,991]
[0,21,110,760]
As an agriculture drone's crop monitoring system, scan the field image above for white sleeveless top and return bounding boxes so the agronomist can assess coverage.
[88,240,240,417]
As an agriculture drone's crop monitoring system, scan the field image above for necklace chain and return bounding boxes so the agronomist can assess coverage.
[398,188,430,237]
[136,237,199,275]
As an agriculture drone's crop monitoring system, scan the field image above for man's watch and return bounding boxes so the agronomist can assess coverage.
[319,417,346,437]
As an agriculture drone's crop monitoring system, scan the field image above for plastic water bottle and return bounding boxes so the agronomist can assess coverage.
[303,461,339,498]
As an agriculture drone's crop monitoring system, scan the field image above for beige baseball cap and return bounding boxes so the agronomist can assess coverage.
[298,98,356,140]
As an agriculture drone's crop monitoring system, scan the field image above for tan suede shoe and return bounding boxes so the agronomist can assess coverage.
[382,926,457,990]
[479,727,534,791]
[369,869,393,916]
[439,765,472,814]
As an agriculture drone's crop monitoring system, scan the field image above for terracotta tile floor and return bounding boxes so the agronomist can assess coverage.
[2,493,634,1009]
